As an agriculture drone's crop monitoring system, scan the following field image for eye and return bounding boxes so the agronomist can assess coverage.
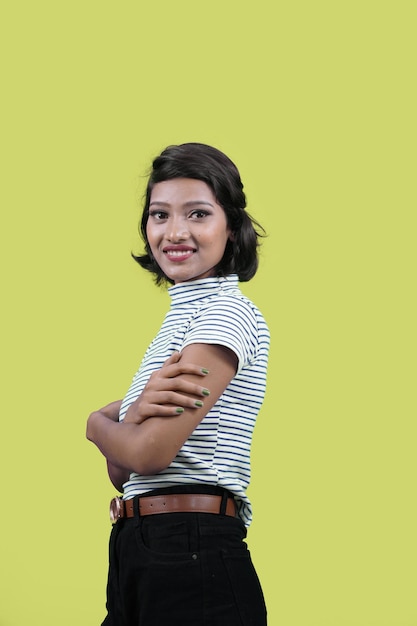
[148,210,168,221]
[189,209,209,219]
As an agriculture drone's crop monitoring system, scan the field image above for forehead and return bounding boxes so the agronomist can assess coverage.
[150,178,217,205]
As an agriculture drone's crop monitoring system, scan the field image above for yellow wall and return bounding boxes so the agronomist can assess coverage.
[1,1,416,624]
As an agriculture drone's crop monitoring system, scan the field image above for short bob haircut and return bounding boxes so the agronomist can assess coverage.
[132,142,265,285]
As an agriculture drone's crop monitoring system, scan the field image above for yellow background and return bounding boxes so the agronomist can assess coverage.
[1,1,416,624]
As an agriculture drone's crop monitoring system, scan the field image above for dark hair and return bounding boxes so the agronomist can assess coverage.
[132,142,265,285]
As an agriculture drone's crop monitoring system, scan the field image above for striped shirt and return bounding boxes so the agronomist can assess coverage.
[119,274,270,526]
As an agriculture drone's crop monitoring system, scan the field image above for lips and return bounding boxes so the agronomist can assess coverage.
[162,246,196,261]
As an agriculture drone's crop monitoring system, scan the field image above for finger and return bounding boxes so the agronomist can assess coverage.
[162,363,210,379]
[167,392,207,408]
[150,381,210,399]
[168,380,210,398]
[150,404,189,416]
[144,389,208,406]
[142,404,189,417]
[161,352,181,368]
[124,402,184,422]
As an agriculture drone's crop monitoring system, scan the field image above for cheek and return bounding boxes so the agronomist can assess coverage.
[146,225,156,247]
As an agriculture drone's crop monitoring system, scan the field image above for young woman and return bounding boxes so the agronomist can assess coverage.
[87,143,270,625]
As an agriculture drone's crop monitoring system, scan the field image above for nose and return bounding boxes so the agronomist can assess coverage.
[166,215,189,242]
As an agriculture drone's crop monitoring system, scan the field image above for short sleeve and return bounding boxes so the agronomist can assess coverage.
[180,296,260,373]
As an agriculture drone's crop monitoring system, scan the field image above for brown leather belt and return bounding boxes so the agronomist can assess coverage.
[110,493,236,524]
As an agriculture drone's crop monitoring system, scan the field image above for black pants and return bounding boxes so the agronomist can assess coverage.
[102,493,267,625]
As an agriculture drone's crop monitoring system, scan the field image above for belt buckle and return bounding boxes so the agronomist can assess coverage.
[110,496,123,525]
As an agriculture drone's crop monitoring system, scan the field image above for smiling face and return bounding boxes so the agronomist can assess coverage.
[146,178,233,284]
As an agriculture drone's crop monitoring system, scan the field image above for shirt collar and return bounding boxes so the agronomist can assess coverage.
[168,275,239,307]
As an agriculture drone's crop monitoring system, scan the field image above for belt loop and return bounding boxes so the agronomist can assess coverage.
[133,495,141,518]
[220,491,228,515]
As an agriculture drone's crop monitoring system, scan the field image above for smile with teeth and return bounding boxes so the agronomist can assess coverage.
[163,247,196,261]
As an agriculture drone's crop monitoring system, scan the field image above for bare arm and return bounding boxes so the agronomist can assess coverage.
[109,352,213,489]
[106,459,130,492]
[87,400,130,490]
[86,344,237,476]
[88,351,217,487]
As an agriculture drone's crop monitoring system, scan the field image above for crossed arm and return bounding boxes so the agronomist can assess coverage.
[86,344,237,489]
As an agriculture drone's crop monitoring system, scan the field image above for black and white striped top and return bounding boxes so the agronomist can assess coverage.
[119,274,270,526]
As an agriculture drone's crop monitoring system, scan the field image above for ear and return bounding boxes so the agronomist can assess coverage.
[228,230,235,242]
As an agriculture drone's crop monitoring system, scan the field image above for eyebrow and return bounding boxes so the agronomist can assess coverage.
[149,200,215,208]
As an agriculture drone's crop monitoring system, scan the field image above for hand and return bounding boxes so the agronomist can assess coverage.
[123,351,210,426]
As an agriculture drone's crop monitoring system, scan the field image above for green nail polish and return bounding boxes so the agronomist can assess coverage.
[176,407,184,414]
[201,368,209,374]
[195,400,203,408]
[202,389,210,396]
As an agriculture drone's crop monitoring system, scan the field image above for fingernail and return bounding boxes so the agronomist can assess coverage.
[202,389,210,396]
[176,407,184,414]
[201,368,209,375]
[195,400,203,408]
